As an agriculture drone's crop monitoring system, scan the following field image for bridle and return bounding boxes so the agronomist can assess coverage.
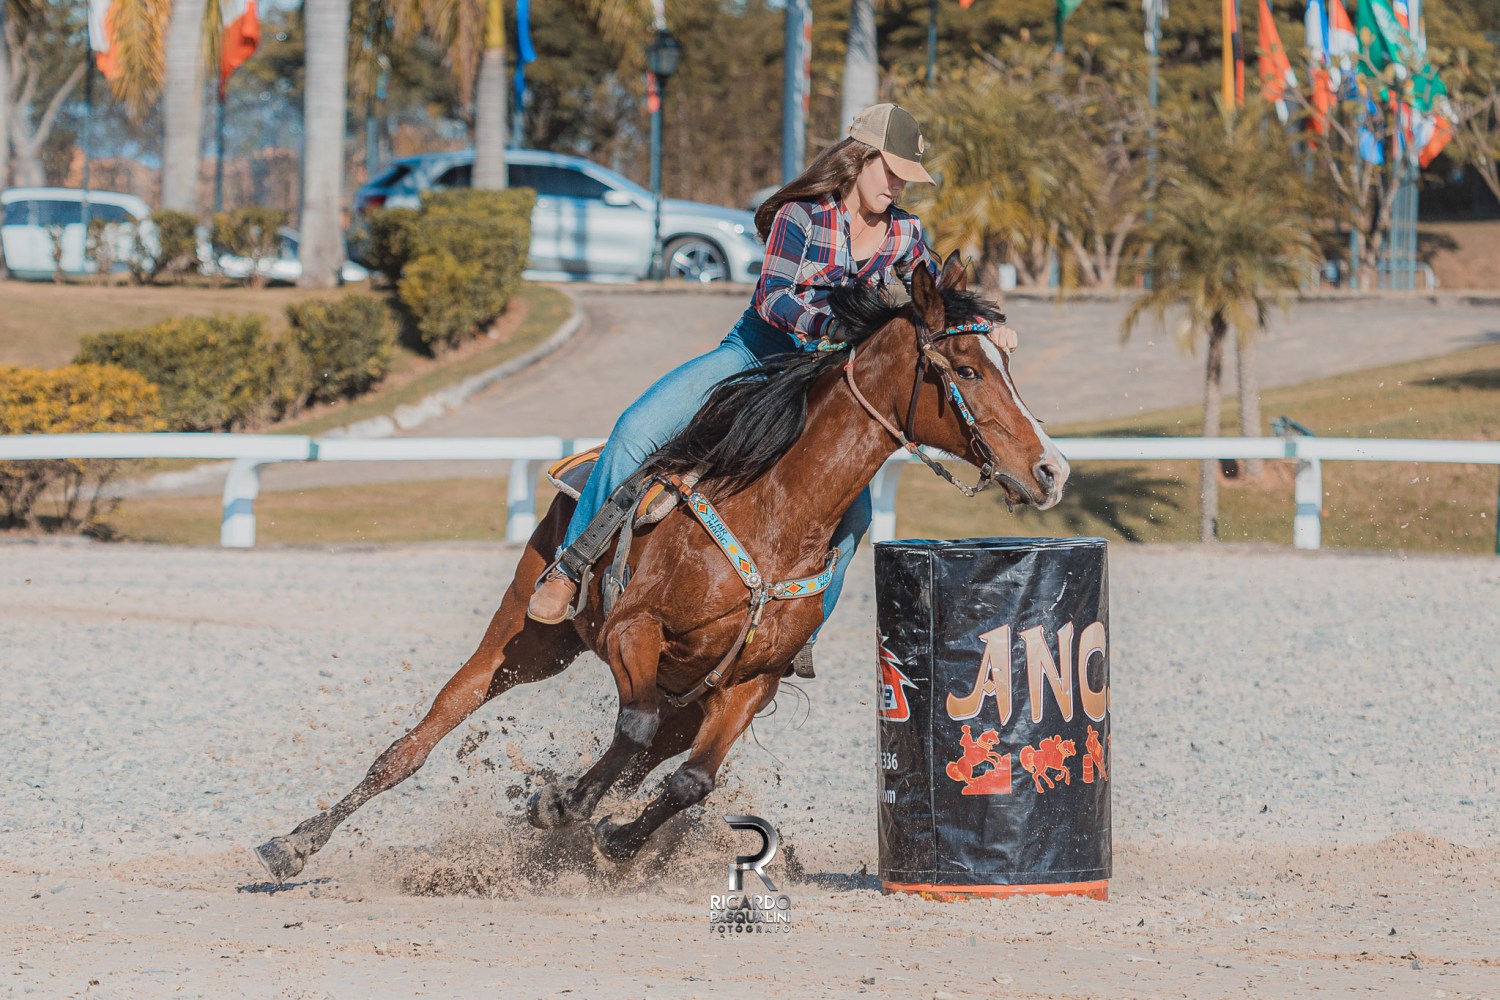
[840,312,1027,502]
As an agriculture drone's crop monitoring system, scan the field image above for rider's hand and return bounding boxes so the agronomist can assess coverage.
[988,323,1019,352]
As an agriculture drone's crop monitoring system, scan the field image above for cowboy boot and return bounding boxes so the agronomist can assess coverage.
[527,567,578,624]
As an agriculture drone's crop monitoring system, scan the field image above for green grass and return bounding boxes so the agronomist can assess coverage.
[106,476,527,545]
[0,281,364,369]
[107,338,1500,552]
[898,340,1500,555]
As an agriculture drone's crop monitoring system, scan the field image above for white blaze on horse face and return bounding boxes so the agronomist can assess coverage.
[977,335,1071,501]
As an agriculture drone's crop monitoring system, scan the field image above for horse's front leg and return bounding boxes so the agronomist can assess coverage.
[594,671,780,862]
[527,618,664,829]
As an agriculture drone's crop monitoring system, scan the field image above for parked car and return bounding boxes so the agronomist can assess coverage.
[349,149,764,284]
[1,187,151,280]
[204,225,369,285]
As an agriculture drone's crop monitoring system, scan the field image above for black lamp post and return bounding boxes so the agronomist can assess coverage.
[646,28,682,280]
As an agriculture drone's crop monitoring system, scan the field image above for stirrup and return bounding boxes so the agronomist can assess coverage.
[783,643,816,680]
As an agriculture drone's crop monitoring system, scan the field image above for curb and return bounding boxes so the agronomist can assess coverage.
[117,289,586,497]
[323,290,585,439]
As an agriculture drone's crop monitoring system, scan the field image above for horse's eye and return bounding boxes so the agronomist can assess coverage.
[956,366,980,381]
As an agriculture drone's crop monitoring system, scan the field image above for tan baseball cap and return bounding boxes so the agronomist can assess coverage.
[847,103,934,184]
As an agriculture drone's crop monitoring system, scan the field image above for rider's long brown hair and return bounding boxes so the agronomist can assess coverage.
[754,137,882,241]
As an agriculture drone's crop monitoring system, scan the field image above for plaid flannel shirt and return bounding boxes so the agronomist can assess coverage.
[751,194,938,346]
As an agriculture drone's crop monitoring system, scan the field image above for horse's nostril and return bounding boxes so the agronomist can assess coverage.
[1034,460,1057,492]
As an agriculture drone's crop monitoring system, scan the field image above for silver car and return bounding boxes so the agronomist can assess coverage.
[349,149,764,284]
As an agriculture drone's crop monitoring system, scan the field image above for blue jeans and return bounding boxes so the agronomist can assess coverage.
[564,311,871,627]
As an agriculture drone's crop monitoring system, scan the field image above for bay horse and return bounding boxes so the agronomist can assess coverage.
[256,252,1069,881]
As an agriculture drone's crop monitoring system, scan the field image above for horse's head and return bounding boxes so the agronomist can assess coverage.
[860,251,1069,510]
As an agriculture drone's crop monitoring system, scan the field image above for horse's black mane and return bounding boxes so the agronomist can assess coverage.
[646,281,1005,495]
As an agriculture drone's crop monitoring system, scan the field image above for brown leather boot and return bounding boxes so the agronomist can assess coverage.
[527,568,578,624]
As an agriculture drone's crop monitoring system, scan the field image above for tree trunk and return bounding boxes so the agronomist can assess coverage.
[1200,311,1228,543]
[0,0,10,193]
[162,0,208,213]
[299,0,349,288]
[1236,331,1264,479]
[840,0,877,129]
[471,0,508,191]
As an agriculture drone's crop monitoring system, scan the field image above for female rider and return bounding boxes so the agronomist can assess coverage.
[527,104,1018,674]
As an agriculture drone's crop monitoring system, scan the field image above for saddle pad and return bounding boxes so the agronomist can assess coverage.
[544,447,694,526]
[545,446,603,500]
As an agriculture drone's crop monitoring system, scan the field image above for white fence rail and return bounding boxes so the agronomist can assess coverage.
[3,433,1498,551]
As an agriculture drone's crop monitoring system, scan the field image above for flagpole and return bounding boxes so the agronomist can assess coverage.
[927,0,937,86]
[1222,0,1234,106]
[214,83,227,214]
[81,49,95,264]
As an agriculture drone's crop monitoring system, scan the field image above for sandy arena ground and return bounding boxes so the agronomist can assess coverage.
[2,540,1498,998]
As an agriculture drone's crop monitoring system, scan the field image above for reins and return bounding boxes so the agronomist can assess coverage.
[842,314,1011,501]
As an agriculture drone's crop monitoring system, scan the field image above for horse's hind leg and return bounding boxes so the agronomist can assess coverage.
[256,545,583,881]
[595,673,779,863]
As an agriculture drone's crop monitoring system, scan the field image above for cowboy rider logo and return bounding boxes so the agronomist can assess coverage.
[877,639,918,723]
[944,724,1013,796]
[1082,725,1109,785]
[1019,735,1076,793]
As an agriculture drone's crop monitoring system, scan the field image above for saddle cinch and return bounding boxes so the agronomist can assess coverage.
[544,446,836,705]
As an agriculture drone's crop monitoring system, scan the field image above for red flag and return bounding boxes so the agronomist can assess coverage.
[1309,67,1334,135]
[960,0,977,8]
[219,0,261,95]
[1256,0,1296,119]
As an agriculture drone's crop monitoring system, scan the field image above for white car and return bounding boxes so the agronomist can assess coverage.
[0,187,152,280]
[207,226,368,285]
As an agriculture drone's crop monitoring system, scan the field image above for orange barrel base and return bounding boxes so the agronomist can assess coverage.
[881,880,1109,902]
[875,538,1112,900]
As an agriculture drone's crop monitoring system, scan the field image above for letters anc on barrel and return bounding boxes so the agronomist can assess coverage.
[874,537,1111,900]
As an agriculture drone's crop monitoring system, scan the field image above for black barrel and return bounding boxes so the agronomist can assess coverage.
[875,537,1111,900]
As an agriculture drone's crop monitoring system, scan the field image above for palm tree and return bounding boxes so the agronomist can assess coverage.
[160,0,208,212]
[1123,175,1315,542]
[1164,105,1310,479]
[378,0,509,188]
[907,64,1077,292]
[841,0,877,127]
[299,0,348,286]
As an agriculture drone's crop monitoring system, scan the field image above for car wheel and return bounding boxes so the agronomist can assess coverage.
[664,237,729,283]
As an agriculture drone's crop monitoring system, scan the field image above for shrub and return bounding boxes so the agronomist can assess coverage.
[391,188,533,353]
[211,207,285,287]
[0,364,163,532]
[76,315,283,431]
[86,218,121,281]
[130,209,201,284]
[286,294,396,406]
[363,207,419,284]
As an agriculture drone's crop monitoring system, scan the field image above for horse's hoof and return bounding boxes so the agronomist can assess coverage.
[594,816,642,863]
[526,783,576,830]
[254,836,305,882]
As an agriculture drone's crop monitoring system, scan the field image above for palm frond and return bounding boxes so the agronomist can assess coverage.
[101,0,169,117]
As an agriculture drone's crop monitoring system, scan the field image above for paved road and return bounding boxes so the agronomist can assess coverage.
[162,288,1500,497]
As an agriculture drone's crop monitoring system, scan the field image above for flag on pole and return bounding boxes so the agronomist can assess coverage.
[219,0,260,94]
[514,0,537,111]
[1060,0,1085,23]
[1328,0,1357,87]
[87,0,120,80]
[1222,0,1244,107]
[960,0,977,8]
[1304,0,1334,133]
[1256,0,1296,121]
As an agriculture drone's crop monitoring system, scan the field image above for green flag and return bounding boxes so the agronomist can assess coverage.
[1059,0,1085,23]
[1356,0,1419,77]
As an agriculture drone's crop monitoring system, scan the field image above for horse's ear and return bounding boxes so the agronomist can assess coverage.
[939,251,967,292]
[911,259,945,333]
